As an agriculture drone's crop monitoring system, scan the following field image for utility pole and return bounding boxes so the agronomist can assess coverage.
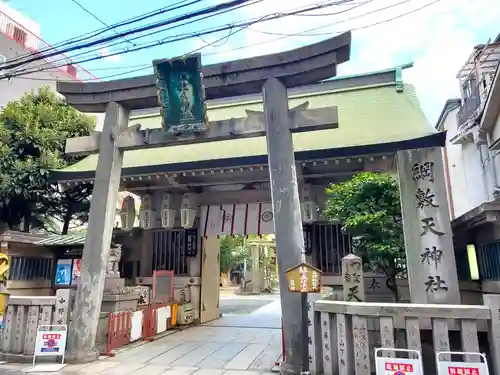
[263,78,308,375]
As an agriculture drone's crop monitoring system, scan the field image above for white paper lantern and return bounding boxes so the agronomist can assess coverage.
[139,194,153,229]
[180,193,197,229]
[160,193,176,229]
[300,184,317,223]
[120,195,136,231]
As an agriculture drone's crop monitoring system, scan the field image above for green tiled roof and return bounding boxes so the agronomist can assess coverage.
[36,233,87,246]
[60,80,434,174]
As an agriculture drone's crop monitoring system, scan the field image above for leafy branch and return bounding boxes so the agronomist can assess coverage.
[324,172,405,301]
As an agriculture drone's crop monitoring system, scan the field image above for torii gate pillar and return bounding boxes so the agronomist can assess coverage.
[264,78,308,375]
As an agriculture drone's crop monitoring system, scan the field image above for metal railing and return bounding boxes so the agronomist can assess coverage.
[314,222,351,275]
[457,84,481,127]
[0,10,99,82]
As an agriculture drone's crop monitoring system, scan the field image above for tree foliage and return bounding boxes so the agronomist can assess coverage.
[219,235,249,273]
[0,87,95,233]
[324,172,405,300]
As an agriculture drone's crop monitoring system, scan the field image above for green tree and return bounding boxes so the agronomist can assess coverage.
[219,235,249,274]
[0,87,95,233]
[324,172,405,300]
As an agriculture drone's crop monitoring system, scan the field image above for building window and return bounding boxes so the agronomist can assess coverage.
[8,257,54,281]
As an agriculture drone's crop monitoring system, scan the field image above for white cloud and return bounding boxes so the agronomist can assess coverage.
[98,46,122,63]
[199,0,500,123]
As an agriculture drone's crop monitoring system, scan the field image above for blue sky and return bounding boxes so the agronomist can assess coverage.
[6,0,500,123]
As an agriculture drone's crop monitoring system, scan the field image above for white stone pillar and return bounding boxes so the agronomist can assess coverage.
[251,244,260,294]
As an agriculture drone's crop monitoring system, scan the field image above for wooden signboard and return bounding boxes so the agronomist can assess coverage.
[153,53,208,135]
[152,270,174,303]
[284,262,322,293]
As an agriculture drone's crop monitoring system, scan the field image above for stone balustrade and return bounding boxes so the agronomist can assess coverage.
[0,289,71,361]
[311,296,500,375]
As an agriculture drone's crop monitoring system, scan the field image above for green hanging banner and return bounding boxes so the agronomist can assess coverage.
[153,53,208,134]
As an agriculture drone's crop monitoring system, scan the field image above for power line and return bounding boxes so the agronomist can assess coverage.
[9,0,347,73]
[21,0,361,75]
[2,0,257,71]
[11,0,264,76]
[8,0,441,82]
[7,0,354,77]
[6,0,204,66]
[10,22,249,82]
[249,0,420,36]
[54,0,405,68]
[68,0,136,46]
[27,0,371,75]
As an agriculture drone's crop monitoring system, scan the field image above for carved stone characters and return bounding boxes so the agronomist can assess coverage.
[106,245,122,277]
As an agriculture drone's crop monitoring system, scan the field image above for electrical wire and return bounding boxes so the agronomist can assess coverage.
[249,0,424,37]
[7,0,441,82]
[68,0,136,46]
[10,0,353,73]
[11,0,264,76]
[1,0,258,71]
[11,0,346,75]
[9,0,363,76]
[43,0,416,69]
[6,0,204,65]
[25,0,371,75]
[10,22,250,82]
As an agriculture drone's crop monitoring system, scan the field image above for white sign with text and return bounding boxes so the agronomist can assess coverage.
[375,348,423,375]
[28,325,68,373]
[436,352,489,375]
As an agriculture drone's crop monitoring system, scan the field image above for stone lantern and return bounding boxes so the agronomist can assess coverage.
[300,184,317,223]
[120,195,136,231]
[139,194,153,229]
[160,193,176,229]
[180,193,197,229]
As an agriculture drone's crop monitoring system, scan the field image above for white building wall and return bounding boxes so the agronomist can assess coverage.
[442,107,493,219]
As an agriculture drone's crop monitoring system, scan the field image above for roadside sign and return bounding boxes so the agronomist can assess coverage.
[375,348,423,375]
[30,325,68,372]
[436,352,489,375]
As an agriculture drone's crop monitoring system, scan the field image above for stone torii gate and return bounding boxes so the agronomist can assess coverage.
[58,32,351,375]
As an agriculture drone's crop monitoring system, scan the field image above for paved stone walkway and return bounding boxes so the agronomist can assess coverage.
[0,295,283,375]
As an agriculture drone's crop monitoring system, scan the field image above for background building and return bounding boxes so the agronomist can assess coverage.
[0,2,98,107]
[437,32,500,282]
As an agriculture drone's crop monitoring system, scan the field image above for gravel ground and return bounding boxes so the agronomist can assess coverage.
[219,297,274,315]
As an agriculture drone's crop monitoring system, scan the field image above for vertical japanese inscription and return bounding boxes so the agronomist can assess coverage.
[341,254,365,302]
[412,160,449,294]
[398,148,460,304]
